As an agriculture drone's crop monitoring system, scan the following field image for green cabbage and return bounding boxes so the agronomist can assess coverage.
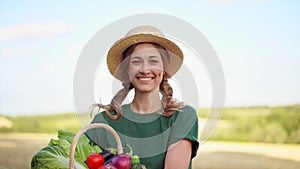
[31,130,102,169]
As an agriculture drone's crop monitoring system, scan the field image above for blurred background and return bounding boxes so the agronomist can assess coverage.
[0,0,299,169]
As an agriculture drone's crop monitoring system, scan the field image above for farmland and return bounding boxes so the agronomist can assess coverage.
[0,133,299,169]
[0,104,299,168]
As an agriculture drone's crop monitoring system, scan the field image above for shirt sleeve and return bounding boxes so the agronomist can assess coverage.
[84,112,110,149]
[167,105,199,159]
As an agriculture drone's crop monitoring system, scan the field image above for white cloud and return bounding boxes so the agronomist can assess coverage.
[0,21,68,41]
[210,0,233,5]
[210,0,267,5]
[43,63,57,73]
[67,43,84,57]
[0,44,38,57]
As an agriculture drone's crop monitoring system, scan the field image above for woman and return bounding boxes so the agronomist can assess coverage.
[86,25,199,169]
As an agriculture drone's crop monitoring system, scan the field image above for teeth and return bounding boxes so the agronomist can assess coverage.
[138,77,152,81]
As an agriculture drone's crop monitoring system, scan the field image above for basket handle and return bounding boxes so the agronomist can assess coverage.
[69,123,123,169]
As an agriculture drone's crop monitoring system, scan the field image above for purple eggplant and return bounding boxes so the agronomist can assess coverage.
[100,150,115,163]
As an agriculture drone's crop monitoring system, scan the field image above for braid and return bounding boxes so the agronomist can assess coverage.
[90,82,132,120]
[160,76,183,116]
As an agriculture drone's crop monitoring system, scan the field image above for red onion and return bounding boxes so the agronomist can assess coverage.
[111,154,131,169]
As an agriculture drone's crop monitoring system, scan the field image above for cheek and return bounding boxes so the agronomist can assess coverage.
[152,63,164,75]
[155,70,164,81]
[157,71,163,78]
[128,66,140,81]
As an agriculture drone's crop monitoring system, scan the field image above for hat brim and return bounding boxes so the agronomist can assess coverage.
[107,34,183,80]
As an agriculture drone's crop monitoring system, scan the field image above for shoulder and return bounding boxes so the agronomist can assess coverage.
[178,105,198,119]
[182,105,197,114]
[92,104,129,123]
[168,105,198,125]
[92,110,111,123]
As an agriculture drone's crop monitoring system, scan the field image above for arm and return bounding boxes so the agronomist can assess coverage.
[164,139,192,169]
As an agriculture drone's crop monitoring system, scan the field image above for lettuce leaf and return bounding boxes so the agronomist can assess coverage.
[31,145,85,169]
[31,130,102,169]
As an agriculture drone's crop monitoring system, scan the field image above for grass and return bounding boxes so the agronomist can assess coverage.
[1,133,299,169]
[0,113,82,133]
[198,141,300,162]
[1,104,300,144]
[198,104,300,143]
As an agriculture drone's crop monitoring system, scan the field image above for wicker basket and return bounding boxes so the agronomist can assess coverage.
[69,123,123,169]
[69,123,146,169]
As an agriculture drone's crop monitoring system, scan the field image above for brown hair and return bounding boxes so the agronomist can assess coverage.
[91,42,183,120]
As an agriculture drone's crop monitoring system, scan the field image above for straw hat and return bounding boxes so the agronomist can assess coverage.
[107,25,183,80]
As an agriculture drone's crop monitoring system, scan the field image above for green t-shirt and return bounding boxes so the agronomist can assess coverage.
[85,104,199,169]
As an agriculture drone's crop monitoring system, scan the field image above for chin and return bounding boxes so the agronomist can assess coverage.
[131,79,161,93]
[135,87,157,93]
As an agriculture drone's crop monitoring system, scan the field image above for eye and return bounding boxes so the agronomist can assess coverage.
[150,60,159,64]
[131,60,141,64]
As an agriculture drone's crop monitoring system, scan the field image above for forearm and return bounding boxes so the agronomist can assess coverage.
[164,139,192,169]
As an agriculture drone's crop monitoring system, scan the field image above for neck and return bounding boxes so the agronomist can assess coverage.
[131,89,162,114]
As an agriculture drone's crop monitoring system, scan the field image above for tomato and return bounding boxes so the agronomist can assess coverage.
[86,153,105,169]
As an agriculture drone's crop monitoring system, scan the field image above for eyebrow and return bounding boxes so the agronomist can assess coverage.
[131,55,159,59]
[149,55,159,59]
[131,56,142,60]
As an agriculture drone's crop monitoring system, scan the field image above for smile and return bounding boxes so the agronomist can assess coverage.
[138,77,153,81]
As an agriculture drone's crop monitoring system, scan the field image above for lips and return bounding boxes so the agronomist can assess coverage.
[136,76,155,83]
[138,77,153,80]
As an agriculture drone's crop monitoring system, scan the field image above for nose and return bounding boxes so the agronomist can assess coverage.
[139,63,151,74]
[139,67,151,74]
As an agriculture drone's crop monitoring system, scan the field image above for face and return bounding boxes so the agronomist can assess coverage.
[128,43,164,93]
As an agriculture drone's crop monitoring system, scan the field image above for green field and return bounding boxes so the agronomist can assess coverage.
[0,113,82,133]
[0,105,299,169]
[198,104,300,144]
[0,134,299,169]
[1,104,300,144]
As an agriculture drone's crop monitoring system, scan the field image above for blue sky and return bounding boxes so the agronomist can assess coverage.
[0,0,299,116]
